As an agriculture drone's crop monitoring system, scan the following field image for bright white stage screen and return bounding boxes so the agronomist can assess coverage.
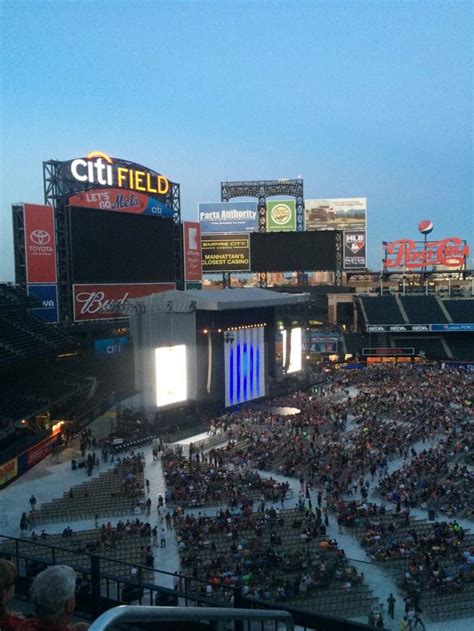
[224,327,265,407]
[282,327,302,373]
[155,345,187,407]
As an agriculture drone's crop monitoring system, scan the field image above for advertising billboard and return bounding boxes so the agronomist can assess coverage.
[27,284,59,323]
[60,151,173,199]
[183,221,202,282]
[26,432,61,468]
[24,204,57,284]
[67,188,173,218]
[201,234,251,272]
[0,458,17,488]
[309,330,340,353]
[366,323,474,333]
[94,336,129,359]
[305,198,367,231]
[73,282,175,322]
[155,345,187,407]
[198,201,258,234]
[382,238,469,270]
[266,200,296,232]
[344,230,367,269]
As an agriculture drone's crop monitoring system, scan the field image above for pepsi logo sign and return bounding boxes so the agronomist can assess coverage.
[418,219,433,235]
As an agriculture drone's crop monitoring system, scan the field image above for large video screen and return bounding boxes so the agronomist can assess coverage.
[250,231,337,271]
[224,326,265,407]
[282,328,302,373]
[68,206,175,283]
[155,345,187,407]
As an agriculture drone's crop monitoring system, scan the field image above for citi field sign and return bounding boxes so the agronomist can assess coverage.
[68,151,171,197]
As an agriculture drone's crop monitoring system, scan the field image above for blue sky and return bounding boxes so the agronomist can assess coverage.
[1,0,472,279]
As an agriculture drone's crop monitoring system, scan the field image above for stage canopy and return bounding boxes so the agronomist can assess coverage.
[132,288,309,313]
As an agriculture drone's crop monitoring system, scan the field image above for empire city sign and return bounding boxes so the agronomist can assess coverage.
[69,151,171,196]
[383,238,469,270]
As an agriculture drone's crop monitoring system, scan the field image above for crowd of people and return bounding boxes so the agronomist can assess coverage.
[174,505,354,604]
[379,434,474,518]
[163,449,290,507]
[3,363,473,629]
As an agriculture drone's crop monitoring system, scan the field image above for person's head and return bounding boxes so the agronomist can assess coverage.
[0,559,17,613]
[30,565,77,623]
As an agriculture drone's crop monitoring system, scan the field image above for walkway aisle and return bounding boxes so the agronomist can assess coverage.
[143,443,179,589]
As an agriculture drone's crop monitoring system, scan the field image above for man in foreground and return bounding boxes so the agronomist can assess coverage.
[16,565,88,631]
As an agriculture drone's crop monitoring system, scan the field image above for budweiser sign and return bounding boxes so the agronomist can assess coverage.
[73,283,175,321]
[383,238,469,270]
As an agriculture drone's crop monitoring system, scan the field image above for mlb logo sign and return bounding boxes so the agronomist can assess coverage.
[347,233,365,254]
[344,230,366,270]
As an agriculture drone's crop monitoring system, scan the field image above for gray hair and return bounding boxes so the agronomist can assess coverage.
[30,565,76,617]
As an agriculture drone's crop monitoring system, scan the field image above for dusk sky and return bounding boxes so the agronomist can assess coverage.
[1,0,472,279]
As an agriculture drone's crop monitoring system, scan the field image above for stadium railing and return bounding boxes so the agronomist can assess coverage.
[88,605,294,631]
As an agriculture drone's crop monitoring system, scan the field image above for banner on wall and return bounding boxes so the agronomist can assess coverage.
[343,230,367,269]
[199,201,258,233]
[309,330,341,353]
[24,204,57,283]
[73,282,175,321]
[183,221,202,282]
[67,189,173,217]
[0,458,17,488]
[305,198,366,231]
[27,284,59,323]
[367,323,474,333]
[266,200,296,232]
[201,234,250,272]
[94,336,129,359]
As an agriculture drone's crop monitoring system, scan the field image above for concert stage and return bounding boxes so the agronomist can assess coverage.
[129,288,308,414]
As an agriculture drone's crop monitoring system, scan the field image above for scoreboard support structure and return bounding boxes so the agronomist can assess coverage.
[40,160,183,322]
[335,231,343,286]
[220,179,305,288]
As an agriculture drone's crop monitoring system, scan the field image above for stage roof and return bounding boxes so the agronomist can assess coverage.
[134,288,309,312]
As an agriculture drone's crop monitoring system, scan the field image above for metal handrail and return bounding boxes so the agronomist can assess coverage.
[88,605,294,631]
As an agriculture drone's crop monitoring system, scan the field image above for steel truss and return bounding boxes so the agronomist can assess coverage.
[335,231,343,286]
[221,179,305,287]
[12,205,26,285]
[42,160,183,321]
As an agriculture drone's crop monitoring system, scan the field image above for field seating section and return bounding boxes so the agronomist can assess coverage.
[443,299,474,323]
[0,528,154,583]
[399,296,448,324]
[359,296,403,324]
[176,508,378,618]
[163,452,289,508]
[354,516,474,621]
[33,462,145,524]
